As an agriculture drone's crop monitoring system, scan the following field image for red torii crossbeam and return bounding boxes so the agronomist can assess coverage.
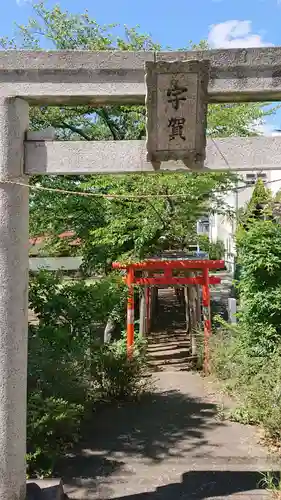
[112,259,225,372]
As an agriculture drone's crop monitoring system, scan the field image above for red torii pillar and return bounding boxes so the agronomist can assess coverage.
[202,267,211,373]
[126,266,135,358]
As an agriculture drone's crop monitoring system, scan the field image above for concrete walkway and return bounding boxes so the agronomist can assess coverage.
[61,370,277,499]
[60,289,278,499]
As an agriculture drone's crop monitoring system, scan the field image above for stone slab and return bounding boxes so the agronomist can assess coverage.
[25,136,281,174]
[145,60,209,166]
[0,48,281,104]
[27,479,65,500]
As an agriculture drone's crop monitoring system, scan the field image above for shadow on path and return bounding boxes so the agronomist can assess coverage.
[55,389,222,491]
[112,470,280,499]
[57,287,277,499]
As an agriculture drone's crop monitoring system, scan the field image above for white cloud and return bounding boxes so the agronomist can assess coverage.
[208,20,273,48]
[16,0,31,5]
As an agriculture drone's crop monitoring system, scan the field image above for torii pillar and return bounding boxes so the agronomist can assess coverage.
[0,97,29,500]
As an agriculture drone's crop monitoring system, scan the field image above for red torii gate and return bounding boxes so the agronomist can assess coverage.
[112,258,225,372]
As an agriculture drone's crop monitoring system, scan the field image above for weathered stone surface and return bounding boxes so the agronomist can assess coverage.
[0,48,281,104]
[25,137,281,175]
[27,479,65,500]
[145,60,209,167]
[0,97,29,500]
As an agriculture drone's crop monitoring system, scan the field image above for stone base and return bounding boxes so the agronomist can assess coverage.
[26,479,65,500]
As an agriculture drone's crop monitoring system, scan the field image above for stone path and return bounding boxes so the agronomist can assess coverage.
[59,288,279,500]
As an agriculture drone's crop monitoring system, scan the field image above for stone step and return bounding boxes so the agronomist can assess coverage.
[27,479,65,500]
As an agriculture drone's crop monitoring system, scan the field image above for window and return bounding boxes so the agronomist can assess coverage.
[245,172,267,186]
[197,216,210,235]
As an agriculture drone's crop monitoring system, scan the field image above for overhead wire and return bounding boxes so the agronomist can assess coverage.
[1,178,224,199]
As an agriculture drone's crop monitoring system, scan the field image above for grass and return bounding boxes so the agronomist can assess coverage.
[259,471,281,498]
[208,326,281,448]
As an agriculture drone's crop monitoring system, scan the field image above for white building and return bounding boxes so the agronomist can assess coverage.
[198,169,281,273]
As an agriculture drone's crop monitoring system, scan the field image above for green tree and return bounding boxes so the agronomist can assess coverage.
[236,219,281,355]
[241,178,272,229]
[248,178,272,209]
[2,2,275,269]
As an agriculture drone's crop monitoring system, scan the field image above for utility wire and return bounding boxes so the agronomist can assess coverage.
[0,179,206,199]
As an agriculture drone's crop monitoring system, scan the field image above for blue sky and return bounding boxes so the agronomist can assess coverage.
[2,0,281,131]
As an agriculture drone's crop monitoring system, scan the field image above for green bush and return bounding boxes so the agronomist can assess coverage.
[27,271,149,476]
[207,212,281,448]
[91,333,149,401]
[209,324,281,444]
[236,220,281,355]
[197,234,225,260]
[29,270,127,343]
[27,392,84,477]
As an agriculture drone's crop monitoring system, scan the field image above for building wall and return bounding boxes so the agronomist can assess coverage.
[29,256,83,271]
[209,169,281,272]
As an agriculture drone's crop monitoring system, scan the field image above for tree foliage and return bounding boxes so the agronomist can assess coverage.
[247,178,272,209]
[209,185,281,443]
[236,219,281,355]
[2,0,279,475]
[210,211,281,442]
[2,2,275,268]
[234,174,281,353]
[239,178,273,230]
[28,270,148,475]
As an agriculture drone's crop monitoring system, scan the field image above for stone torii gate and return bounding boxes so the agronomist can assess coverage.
[1,47,281,500]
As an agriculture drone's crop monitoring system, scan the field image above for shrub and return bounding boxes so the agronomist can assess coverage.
[207,215,281,448]
[209,323,281,444]
[91,333,149,401]
[27,271,149,476]
[27,392,84,477]
[197,234,225,260]
[29,270,127,344]
[233,220,281,356]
